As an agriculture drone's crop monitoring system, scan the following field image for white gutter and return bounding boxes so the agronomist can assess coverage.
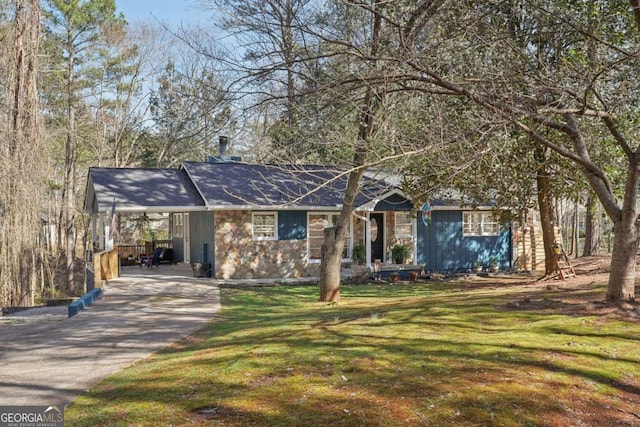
[205,204,346,211]
[100,205,206,214]
[429,205,495,211]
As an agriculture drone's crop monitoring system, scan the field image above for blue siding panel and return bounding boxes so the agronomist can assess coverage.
[189,211,215,271]
[417,210,512,272]
[278,211,307,240]
[172,236,184,262]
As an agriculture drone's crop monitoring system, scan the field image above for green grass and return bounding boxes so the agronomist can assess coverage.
[65,278,640,426]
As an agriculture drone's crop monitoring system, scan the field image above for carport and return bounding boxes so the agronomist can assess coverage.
[84,167,207,286]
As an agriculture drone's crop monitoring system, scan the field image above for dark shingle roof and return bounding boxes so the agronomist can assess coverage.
[85,162,407,213]
[181,162,397,209]
[85,167,205,213]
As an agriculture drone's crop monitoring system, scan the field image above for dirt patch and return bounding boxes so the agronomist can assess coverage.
[500,255,640,322]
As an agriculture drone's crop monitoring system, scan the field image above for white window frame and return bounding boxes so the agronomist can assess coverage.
[173,213,183,238]
[394,211,413,238]
[462,211,500,236]
[252,211,278,241]
[307,212,351,262]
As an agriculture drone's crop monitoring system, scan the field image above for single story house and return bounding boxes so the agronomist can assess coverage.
[84,155,514,279]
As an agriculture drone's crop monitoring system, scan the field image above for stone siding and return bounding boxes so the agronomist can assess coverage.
[214,210,317,279]
[353,213,366,245]
[386,212,414,263]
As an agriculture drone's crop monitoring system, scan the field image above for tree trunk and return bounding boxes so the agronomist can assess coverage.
[534,147,557,275]
[607,218,637,300]
[319,227,343,302]
[65,113,76,288]
[604,161,638,301]
[0,0,44,306]
[582,194,601,256]
[64,33,77,288]
[571,200,579,256]
[317,160,367,302]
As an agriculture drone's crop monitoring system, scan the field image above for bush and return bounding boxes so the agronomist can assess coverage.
[352,243,366,265]
[390,243,410,264]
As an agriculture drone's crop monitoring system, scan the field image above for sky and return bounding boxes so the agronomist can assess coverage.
[115,0,205,27]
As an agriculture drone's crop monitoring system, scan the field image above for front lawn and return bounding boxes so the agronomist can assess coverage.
[66,276,640,426]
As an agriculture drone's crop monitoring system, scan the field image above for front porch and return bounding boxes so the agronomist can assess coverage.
[374,263,425,280]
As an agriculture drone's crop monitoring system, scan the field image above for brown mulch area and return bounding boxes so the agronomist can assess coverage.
[500,254,640,322]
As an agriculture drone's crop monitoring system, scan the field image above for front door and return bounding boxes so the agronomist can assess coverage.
[370,213,385,262]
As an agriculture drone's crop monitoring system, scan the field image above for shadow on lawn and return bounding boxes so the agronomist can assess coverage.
[67,282,640,427]
[498,283,640,325]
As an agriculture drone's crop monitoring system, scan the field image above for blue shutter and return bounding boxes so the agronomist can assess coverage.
[278,211,307,240]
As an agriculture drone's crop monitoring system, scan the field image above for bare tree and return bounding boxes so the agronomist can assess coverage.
[44,0,126,287]
[318,1,389,302]
[201,0,314,151]
[88,22,154,168]
[148,54,232,167]
[0,0,50,306]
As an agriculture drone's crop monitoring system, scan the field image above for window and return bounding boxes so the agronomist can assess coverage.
[463,211,500,236]
[173,213,183,238]
[371,217,379,241]
[252,212,278,240]
[308,213,350,261]
[395,211,413,238]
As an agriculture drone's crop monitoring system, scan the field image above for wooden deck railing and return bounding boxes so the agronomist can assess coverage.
[117,240,173,266]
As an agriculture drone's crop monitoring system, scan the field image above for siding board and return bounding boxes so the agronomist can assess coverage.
[418,210,512,272]
[172,236,184,262]
[189,211,215,268]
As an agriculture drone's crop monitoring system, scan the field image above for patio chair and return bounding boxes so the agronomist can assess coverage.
[151,247,163,268]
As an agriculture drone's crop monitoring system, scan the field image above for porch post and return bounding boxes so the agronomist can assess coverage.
[105,205,117,251]
[91,212,97,249]
[412,215,418,264]
[365,213,372,270]
[98,213,105,251]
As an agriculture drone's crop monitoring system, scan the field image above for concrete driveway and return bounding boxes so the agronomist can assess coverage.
[0,265,220,406]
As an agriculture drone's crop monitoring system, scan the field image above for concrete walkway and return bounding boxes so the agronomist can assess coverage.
[0,265,220,406]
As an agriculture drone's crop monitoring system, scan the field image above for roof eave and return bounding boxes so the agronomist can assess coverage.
[94,205,206,214]
[430,205,496,211]
[205,204,345,211]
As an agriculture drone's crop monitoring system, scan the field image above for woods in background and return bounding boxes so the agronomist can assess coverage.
[1,0,638,306]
